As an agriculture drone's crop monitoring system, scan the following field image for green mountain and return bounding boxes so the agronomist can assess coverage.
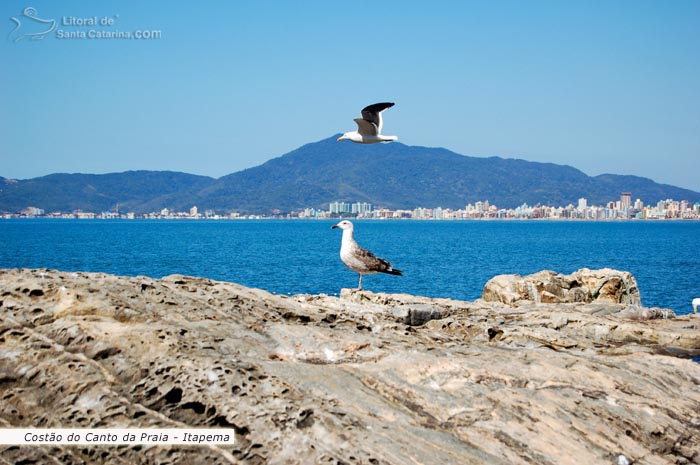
[1,136,698,214]
[0,171,213,213]
[194,136,699,213]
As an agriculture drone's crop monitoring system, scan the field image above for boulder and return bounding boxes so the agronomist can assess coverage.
[482,268,641,306]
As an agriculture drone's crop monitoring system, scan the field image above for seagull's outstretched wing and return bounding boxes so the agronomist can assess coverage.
[353,118,377,136]
[361,102,394,134]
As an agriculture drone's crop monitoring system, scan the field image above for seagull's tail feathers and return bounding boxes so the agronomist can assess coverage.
[383,268,403,276]
[374,256,402,276]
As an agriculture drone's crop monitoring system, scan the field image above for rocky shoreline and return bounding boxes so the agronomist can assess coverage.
[1,268,700,464]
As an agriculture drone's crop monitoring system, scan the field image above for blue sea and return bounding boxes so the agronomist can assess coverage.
[1,219,699,315]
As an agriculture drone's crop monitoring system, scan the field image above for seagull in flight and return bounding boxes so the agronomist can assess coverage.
[332,220,402,290]
[337,102,398,144]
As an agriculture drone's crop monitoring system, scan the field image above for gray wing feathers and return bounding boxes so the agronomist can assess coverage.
[355,245,402,275]
[354,118,378,136]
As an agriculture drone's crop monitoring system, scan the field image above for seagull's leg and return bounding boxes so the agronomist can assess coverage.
[358,274,363,290]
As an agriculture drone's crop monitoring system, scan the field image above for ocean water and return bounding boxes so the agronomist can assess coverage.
[1,219,699,315]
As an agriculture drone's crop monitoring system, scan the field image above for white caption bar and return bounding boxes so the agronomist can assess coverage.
[0,428,236,445]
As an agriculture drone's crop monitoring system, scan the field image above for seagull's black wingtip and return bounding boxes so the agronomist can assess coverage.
[362,102,395,113]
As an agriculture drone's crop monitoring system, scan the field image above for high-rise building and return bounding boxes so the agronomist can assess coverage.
[577,198,587,211]
[329,201,351,214]
[351,202,373,214]
[620,192,632,210]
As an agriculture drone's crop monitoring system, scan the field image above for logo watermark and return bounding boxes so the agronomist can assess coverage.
[8,7,56,42]
[8,6,162,42]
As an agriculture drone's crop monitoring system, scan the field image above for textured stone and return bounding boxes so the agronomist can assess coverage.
[1,268,700,465]
[482,268,642,306]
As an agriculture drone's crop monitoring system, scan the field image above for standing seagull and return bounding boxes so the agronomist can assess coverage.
[331,220,402,290]
[337,102,398,144]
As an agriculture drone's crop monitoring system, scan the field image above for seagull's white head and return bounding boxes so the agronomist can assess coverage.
[331,220,354,231]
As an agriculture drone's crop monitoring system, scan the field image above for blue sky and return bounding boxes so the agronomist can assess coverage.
[2,1,699,192]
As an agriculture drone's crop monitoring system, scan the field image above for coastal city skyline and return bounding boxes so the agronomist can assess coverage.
[9,192,700,221]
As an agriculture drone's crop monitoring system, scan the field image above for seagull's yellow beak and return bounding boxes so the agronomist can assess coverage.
[337,136,343,142]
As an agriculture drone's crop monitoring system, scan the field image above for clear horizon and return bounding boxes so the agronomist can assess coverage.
[2,1,699,191]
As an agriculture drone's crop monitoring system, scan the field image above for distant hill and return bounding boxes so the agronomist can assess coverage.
[0,171,213,214]
[193,136,700,213]
[1,136,699,214]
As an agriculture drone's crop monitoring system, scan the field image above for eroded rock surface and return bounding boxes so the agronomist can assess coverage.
[483,268,642,306]
[1,269,700,465]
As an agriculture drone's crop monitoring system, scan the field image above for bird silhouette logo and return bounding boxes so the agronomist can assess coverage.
[8,7,56,43]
